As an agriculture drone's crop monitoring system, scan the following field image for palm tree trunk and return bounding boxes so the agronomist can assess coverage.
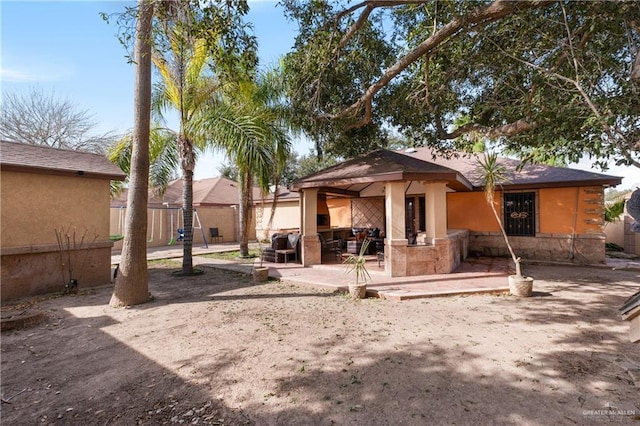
[489,199,522,277]
[110,0,154,307]
[179,134,195,274]
[238,169,252,257]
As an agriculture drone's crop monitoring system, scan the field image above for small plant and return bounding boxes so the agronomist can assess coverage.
[478,152,523,277]
[54,225,98,294]
[344,239,371,299]
[478,152,534,297]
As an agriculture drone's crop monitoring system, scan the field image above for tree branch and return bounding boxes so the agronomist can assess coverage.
[335,1,425,52]
[321,0,554,127]
[434,113,536,140]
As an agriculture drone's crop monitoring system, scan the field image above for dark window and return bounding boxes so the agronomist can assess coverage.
[503,192,535,236]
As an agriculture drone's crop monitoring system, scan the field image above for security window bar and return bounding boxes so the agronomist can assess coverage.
[503,192,535,236]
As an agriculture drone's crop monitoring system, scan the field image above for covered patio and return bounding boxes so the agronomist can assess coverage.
[290,149,474,278]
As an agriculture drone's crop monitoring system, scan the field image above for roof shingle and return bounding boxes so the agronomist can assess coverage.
[0,140,125,180]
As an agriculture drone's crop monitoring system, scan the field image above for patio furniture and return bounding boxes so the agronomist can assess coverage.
[209,227,223,244]
[319,233,342,260]
[347,239,379,255]
[276,234,300,264]
[262,233,299,263]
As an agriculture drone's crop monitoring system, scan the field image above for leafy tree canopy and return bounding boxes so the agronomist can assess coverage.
[282,0,640,169]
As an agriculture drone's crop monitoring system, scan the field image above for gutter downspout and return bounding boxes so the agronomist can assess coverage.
[569,188,580,260]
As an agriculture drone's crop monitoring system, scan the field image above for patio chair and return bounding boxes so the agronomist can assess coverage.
[319,233,342,260]
[209,227,223,244]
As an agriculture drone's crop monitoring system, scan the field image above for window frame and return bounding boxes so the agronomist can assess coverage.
[502,191,538,237]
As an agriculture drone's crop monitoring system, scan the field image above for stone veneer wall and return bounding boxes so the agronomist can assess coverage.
[389,230,469,277]
[468,232,606,264]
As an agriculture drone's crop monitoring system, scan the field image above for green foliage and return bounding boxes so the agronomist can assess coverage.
[604,198,626,224]
[107,127,179,197]
[283,1,640,169]
[344,239,372,285]
[478,152,521,277]
[281,0,395,159]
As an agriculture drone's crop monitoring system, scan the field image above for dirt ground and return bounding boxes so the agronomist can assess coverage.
[2,260,639,425]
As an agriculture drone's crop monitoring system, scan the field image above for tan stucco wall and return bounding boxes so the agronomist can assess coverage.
[1,170,114,301]
[605,220,624,247]
[255,200,299,240]
[110,205,243,249]
[2,171,111,247]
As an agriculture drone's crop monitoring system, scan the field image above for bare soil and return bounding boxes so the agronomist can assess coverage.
[1,260,639,425]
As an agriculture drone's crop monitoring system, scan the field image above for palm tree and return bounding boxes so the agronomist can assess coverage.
[213,70,292,257]
[108,127,179,197]
[110,0,154,307]
[151,20,219,275]
[196,79,291,257]
[478,152,523,278]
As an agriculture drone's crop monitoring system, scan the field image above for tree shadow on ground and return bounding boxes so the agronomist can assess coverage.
[0,308,250,425]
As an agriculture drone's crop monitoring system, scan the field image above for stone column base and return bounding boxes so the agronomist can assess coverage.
[302,234,321,266]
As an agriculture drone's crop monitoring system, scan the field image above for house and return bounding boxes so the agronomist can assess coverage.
[605,189,640,256]
[110,177,255,248]
[1,140,126,301]
[272,148,621,277]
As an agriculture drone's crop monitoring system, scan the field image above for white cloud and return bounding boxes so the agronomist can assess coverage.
[0,64,73,83]
[0,68,38,83]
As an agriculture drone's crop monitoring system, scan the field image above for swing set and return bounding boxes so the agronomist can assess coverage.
[115,206,209,248]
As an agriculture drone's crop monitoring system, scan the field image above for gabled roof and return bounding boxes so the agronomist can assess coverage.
[290,147,622,195]
[406,148,622,190]
[0,140,125,180]
[112,177,252,207]
[290,149,473,194]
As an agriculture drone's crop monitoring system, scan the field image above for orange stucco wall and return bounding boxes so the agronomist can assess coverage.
[2,170,111,247]
[447,192,501,232]
[328,198,351,228]
[539,187,603,234]
[448,186,604,235]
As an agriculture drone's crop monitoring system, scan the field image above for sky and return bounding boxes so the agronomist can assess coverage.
[1,0,639,190]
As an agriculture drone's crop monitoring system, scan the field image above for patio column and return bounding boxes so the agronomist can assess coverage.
[301,188,321,266]
[385,181,408,277]
[424,182,448,241]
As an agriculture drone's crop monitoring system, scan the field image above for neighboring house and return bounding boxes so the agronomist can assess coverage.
[268,148,621,277]
[1,140,125,301]
[111,177,255,248]
[604,190,640,256]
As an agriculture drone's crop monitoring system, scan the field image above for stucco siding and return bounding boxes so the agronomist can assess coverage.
[539,187,603,235]
[327,198,351,228]
[447,192,501,232]
[1,170,114,301]
[2,171,111,247]
[255,201,300,240]
[110,205,243,249]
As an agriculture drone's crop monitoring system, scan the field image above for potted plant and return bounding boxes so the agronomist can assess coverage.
[253,238,270,283]
[344,239,372,299]
[478,152,533,297]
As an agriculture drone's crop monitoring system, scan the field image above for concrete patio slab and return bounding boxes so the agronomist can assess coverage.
[111,244,639,301]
